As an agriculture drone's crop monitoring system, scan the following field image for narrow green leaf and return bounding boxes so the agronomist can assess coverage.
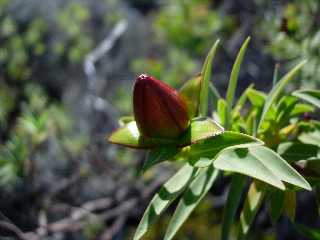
[225,37,250,129]
[143,147,179,172]
[133,164,198,240]
[284,190,296,221]
[217,98,227,126]
[257,60,307,131]
[234,83,254,111]
[268,189,285,224]
[164,166,219,240]
[199,40,220,117]
[293,89,320,108]
[238,181,265,239]
[179,74,202,118]
[209,82,221,111]
[272,63,280,87]
[247,88,266,108]
[221,174,247,240]
[294,224,320,239]
[214,146,311,190]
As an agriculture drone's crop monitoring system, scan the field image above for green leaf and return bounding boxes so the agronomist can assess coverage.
[293,89,320,108]
[133,164,198,240]
[247,88,266,108]
[238,181,265,239]
[214,146,311,190]
[257,60,307,131]
[277,142,320,163]
[290,103,315,117]
[225,37,250,129]
[164,166,219,240]
[233,83,254,112]
[294,224,320,239]
[182,131,263,165]
[272,63,280,87]
[199,40,220,117]
[217,98,227,126]
[143,147,180,172]
[268,189,285,224]
[221,174,247,240]
[299,130,320,147]
[108,121,175,149]
[209,82,221,111]
[108,118,224,149]
[178,117,224,147]
[284,190,296,221]
[179,74,201,118]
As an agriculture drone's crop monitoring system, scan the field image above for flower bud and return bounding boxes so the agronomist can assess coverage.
[133,74,190,139]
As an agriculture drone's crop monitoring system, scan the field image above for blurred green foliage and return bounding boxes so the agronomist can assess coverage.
[257,0,320,87]
[0,0,96,186]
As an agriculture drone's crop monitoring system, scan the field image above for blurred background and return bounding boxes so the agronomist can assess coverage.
[0,0,319,239]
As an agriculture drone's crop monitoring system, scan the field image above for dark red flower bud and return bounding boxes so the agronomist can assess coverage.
[133,74,190,139]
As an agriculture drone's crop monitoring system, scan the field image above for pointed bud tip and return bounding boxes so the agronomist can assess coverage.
[133,74,190,139]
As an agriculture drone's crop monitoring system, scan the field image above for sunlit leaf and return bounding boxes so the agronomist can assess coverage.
[293,89,320,108]
[182,131,263,166]
[179,74,201,118]
[299,130,320,147]
[108,118,224,149]
[257,60,307,131]
[225,37,250,129]
[199,40,220,117]
[214,146,311,190]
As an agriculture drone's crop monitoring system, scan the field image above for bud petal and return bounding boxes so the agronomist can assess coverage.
[133,74,190,139]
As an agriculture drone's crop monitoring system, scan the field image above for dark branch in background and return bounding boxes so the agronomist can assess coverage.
[83,19,128,128]
[0,221,28,240]
[21,172,168,240]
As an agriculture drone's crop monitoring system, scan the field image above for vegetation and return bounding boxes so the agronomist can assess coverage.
[0,0,320,239]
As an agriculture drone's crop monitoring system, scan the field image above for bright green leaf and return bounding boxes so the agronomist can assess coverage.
[225,37,250,129]
[293,89,320,108]
[179,74,201,118]
[299,130,320,147]
[182,131,263,165]
[214,146,311,190]
[199,40,220,117]
[257,60,307,132]
[108,118,224,149]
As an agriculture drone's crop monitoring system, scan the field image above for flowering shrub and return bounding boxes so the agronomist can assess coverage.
[109,38,320,239]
